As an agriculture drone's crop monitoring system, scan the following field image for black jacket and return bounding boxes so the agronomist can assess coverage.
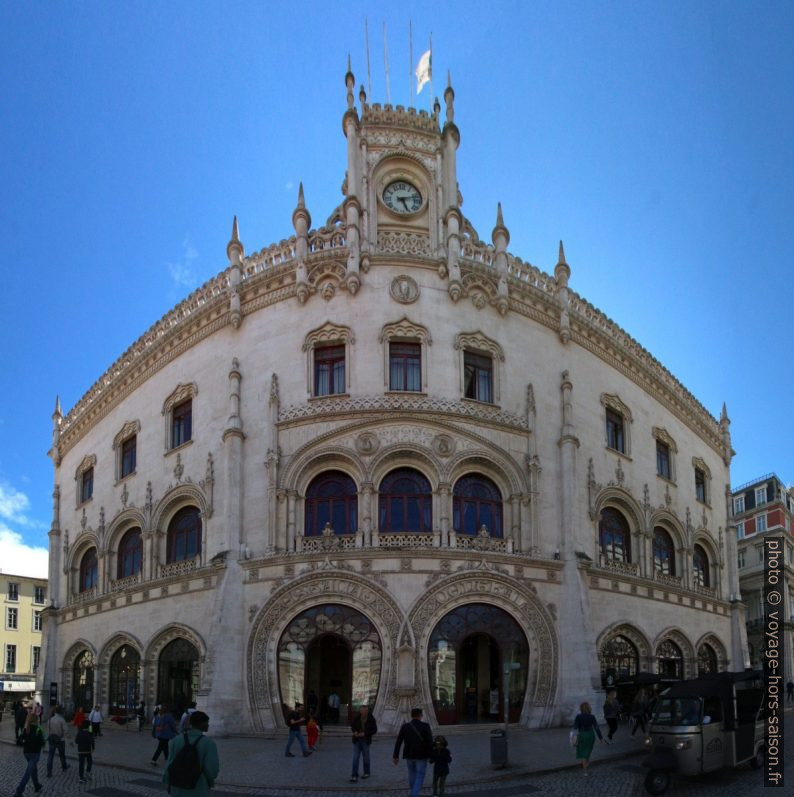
[429,746,452,776]
[351,712,378,743]
[393,718,433,760]
[20,726,46,755]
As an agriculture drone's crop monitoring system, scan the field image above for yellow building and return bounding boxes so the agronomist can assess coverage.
[1,572,47,700]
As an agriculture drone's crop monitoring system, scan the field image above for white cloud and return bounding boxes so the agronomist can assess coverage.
[166,235,199,290]
[0,526,48,579]
[0,482,30,522]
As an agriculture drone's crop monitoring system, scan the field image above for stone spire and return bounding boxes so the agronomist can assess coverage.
[719,402,734,466]
[491,203,510,316]
[293,183,311,304]
[554,241,571,344]
[345,55,355,110]
[443,72,462,300]
[49,395,62,466]
[227,216,244,329]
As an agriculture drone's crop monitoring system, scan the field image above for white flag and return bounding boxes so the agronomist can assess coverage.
[415,49,431,93]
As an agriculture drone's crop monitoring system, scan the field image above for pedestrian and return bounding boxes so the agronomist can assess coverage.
[603,689,620,742]
[33,702,43,721]
[284,702,311,757]
[328,690,341,723]
[162,710,219,796]
[45,705,70,777]
[89,704,103,736]
[307,689,318,717]
[349,704,377,782]
[15,703,28,744]
[72,705,86,735]
[306,712,320,751]
[13,712,46,796]
[629,689,648,737]
[75,719,95,782]
[136,700,147,732]
[151,704,178,766]
[392,707,434,797]
[786,680,794,703]
[179,701,197,732]
[429,735,452,797]
[572,701,604,775]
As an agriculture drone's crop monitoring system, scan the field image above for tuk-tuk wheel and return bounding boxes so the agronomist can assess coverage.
[749,746,764,769]
[644,768,671,795]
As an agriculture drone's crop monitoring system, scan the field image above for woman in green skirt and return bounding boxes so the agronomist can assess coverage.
[572,701,604,775]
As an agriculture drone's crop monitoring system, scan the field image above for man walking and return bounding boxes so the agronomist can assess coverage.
[163,711,219,796]
[45,705,70,777]
[349,704,377,782]
[14,714,46,796]
[284,702,311,757]
[392,707,433,797]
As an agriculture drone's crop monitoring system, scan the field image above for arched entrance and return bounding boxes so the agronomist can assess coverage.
[108,645,140,715]
[72,650,94,711]
[428,604,528,725]
[278,605,382,725]
[157,638,199,717]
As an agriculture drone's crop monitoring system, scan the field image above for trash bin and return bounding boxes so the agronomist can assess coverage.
[490,728,507,769]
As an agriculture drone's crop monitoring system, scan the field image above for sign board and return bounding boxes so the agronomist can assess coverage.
[49,682,58,706]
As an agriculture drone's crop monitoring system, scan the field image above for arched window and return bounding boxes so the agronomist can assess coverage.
[599,507,631,563]
[697,643,718,675]
[600,634,639,686]
[652,527,676,576]
[453,474,503,537]
[378,468,432,533]
[157,638,199,715]
[117,527,142,578]
[72,649,94,710]
[693,544,710,587]
[108,645,140,714]
[656,638,683,679]
[79,548,98,592]
[304,471,358,536]
[166,506,201,564]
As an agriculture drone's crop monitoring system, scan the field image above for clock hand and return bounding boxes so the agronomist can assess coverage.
[399,196,410,210]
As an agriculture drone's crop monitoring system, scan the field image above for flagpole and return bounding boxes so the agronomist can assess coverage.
[383,23,391,105]
[365,17,372,99]
[409,19,413,105]
[428,33,433,110]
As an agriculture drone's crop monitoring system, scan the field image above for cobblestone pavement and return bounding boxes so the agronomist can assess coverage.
[0,712,789,796]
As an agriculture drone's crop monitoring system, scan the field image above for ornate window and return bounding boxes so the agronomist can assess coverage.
[692,457,711,505]
[693,544,710,587]
[5,644,16,672]
[652,427,677,482]
[601,394,632,455]
[599,634,639,686]
[656,639,683,679]
[72,649,94,709]
[380,317,431,392]
[79,548,98,592]
[453,474,503,537]
[157,638,199,710]
[109,645,140,714]
[652,527,676,576]
[378,468,432,532]
[303,322,354,397]
[697,643,718,675]
[304,471,358,535]
[455,331,505,405]
[117,527,143,578]
[113,420,140,481]
[166,506,202,563]
[599,507,631,563]
[75,454,97,507]
[33,586,45,604]
[162,383,197,451]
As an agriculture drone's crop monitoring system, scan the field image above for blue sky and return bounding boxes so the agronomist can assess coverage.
[1,1,793,577]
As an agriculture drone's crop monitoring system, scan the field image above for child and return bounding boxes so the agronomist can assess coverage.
[75,719,95,782]
[306,711,319,751]
[429,735,452,797]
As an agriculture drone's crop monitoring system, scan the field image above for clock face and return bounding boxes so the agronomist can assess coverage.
[382,180,422,214]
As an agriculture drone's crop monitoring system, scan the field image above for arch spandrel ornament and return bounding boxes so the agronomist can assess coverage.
[143,623,206,708]
[653,627,695,677]
[247,571,405,732]
[97,632,144,706]
[407,571,559,728]
[596,622,652,663]
[694,632,728,669]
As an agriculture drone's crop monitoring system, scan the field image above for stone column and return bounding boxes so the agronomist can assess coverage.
[360,483,373,547]
[287,491,297,552]
[437,483,451,546]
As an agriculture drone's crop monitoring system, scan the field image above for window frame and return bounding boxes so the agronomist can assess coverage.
[74,454,97,508]
[455,331,504,405]
[313,344,346,397]
[692,544,710,588]
[736,520,745,539]
[113,419,141,481]
[380,317,431,393]
[378,467,433,533]
[166,506,202,564]
[79,548,99,592]
[452,474,504,537]
[8,582,19,601]
[598,506,632,564]
[33,585,45,604]
[117,527,143,579]
[652,427,677,482]
[388,341,422,391]
[5,643,16,673]
[692,457,712,506]
[171,399,192,449]
[756,513,767,533]
[754,486,767,506]
[605,409,626,454]
[7,607,18,630]
[304,471,358,536]
[601,393,633,456]
[733,495,745,515]
[652,527,676,576]
[303,322,354,398]
[162,383,198,452]
[32,645,41,672]
[33,610,42,632]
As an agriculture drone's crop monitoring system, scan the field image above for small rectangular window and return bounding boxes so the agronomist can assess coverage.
[695,468,706,503]
[755,486,767,506]
[389,342,421,391]
[81,467,94,503]
[172,399,192,448]
[314,345,346,396]
[737,550,745,569]
[5,644,16,673]
[7,607,18,629]
[33,611,42,632]
[605,409,625,453]
[736,521,745,539]
[463,351,493,403]
[733,495,745,515]
[33,586,45,604]
[8,583,19,601]
[656,440,671,479]
[756,513,767,533]
[32,646,41,672]
[121,435,137,478]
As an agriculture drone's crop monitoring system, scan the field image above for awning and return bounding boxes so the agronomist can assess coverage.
[1,681,36,692]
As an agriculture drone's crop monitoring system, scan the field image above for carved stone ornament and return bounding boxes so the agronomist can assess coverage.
[389,274,419,304]
[431,434,456,458]
[354,432,380,456]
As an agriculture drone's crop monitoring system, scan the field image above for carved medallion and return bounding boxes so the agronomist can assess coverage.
[390,275,419,304]
[431,434,456,458]
[355,432,380,456]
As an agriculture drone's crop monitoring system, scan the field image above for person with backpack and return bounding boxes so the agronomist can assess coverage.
[13,713,46,796]
[151,704,178,766]
[75,719,95,782]
[163,710,219,796]
[392,707,434,797]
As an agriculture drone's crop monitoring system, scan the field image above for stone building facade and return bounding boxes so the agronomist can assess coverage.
[40,65,748,734]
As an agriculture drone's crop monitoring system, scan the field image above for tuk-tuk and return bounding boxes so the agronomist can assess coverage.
[642,670,765,795]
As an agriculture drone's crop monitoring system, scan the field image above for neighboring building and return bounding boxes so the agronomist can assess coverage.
[732,473,794,680]
[40,64,748,735]
[1,571,47,701]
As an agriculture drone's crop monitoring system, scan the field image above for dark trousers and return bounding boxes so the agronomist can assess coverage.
[78,752,93,777]
[606,717,619,739]
[91,722,101,736]
[151,738,170,762]
[46,737,69,775]
[16,752,41,793]
[432,771,448,796]
[631,714,646,735]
